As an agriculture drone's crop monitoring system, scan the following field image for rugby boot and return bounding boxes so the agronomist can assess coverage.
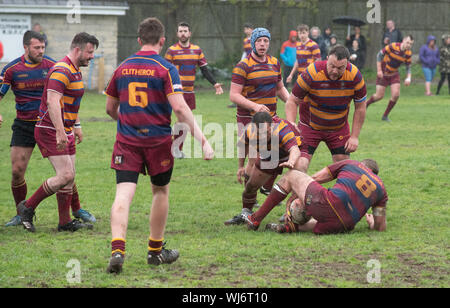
[73,208,97,223]
[242,212,260,231]
[17,200,36,233]
[224,208,252,225]
[57,219,93,232]
[147,244,179,266]
[381,116,391,122]
[5,215,22,227]
[106,252,125,274]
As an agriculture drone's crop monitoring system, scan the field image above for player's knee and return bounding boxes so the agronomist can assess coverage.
[11,165,26,180]
[60,169,75,186]
[244,181,259,194]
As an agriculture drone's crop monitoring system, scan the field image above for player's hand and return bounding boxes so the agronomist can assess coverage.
[74,127,83,144]
[252,103,270,114]
[202,141,214,160]
[365,213,375,230]
[286,75,293,84]
[377,71,383,79]
[344,136,358,153]
[279,161,294,169]
[56,130,68,151]
[214,83,224,95]
[404,78,411,86]
[236,167,246,184]
[0,114,3,128]
[0,76,3,82]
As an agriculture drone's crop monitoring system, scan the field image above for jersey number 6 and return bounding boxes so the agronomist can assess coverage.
[128,82,148,108]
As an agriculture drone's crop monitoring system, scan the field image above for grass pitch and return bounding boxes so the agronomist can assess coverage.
[0,83,448,288]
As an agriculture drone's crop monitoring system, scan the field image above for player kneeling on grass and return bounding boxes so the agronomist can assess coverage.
[243,159,387,234]
[224,111,301,226]
[105,17,214,274]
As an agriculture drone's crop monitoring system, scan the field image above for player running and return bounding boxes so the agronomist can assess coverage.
[165,22,223,159]
[366,35,414,122]
[252,159,388,234]
[16,32,99,233]
[1,31,95,227]
[224,112,301,225]
[105,17,214,274]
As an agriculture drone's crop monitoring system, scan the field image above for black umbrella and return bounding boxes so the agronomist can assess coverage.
[333,16,366,37]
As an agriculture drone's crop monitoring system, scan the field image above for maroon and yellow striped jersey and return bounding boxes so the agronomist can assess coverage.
[164,43,207,94]
[231,54,282,118]
[296,39,321,73]
[381,42,412,74]
[37,56,84,133]
[243,37,252,57]
[292,61,366,131]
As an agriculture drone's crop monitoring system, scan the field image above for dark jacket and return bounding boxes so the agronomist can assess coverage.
[382,28,403,46]
[419,35,440,69]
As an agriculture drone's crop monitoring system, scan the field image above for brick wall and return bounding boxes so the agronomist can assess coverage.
[1,13,119,92]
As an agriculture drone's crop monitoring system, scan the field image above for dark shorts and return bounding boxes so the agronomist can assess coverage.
[304,181,354,235]
[299,122,350,160]
[376,72,401,87]
[184,92,196,110]
[111,140,174,177]
[255,157,284,175]
[35,126,76,158]
[10,119,37,148]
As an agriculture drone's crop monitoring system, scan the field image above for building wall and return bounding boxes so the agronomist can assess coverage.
[1,14,118,91]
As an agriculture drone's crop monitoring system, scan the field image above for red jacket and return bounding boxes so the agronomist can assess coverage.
[0,41,4,61]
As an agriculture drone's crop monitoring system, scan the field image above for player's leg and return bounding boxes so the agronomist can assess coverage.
[225,163,272,225]
[147,169,179,266]
[436,72,445,95]
[107,172,138,274]
[366,85,386,107]
[18,154,75,232]
[382,82,400,121]
[6,146,33,226]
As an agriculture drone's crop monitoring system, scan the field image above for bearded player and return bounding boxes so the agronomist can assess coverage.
[165,22,223,159]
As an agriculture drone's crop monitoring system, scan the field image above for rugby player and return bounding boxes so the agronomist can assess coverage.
[16,32,99,232]
[105,17,214,274]
[366,35,414,122]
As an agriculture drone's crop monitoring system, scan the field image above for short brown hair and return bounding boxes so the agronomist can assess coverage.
[328,44,350,60]
[70,32,99,50]
[138,17,165,45]
[361,159,379,175]
[177,22,191,32]
[297,24,309,33]
[23,30,45,46]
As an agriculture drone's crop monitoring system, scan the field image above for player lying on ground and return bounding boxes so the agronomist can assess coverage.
[242,159,387,234]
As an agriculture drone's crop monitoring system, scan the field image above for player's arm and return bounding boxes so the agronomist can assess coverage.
[365,207,387,231]
[230,82,269,113]
[168,93,214,160]
[279,145,300,169]
[285,94,301,126]
[345,100,366,153]
[311,166,334,184]
[286,61,298,83]
[376,50,384,78]
[74,115,83,144]
[276,79,290,103]
[404,63,412,86]
[46,90,68,150]
[106,95,120,121]
[199,65,223,95]
[0,72,10,128]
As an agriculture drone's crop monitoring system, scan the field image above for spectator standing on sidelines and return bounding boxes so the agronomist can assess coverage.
[382,20,403,46]
[419,35,440,96]
[280,30,298,88]
[436,34,450,95]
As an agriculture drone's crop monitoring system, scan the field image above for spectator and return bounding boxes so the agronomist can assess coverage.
[310,26,325,53]
[320,26,333,60]
[329,34,338,50]
[436,34,450,95]
[346,26,366,52]
[419,35,440,96]
[280,30,297,88]
[32,23,48,47]
[349,39,365,69]
[382,20,403,46]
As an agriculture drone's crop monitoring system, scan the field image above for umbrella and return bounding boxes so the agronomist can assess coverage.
[332,16,366,37]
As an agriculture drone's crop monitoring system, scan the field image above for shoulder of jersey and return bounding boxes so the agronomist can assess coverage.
[1,57,22,72]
